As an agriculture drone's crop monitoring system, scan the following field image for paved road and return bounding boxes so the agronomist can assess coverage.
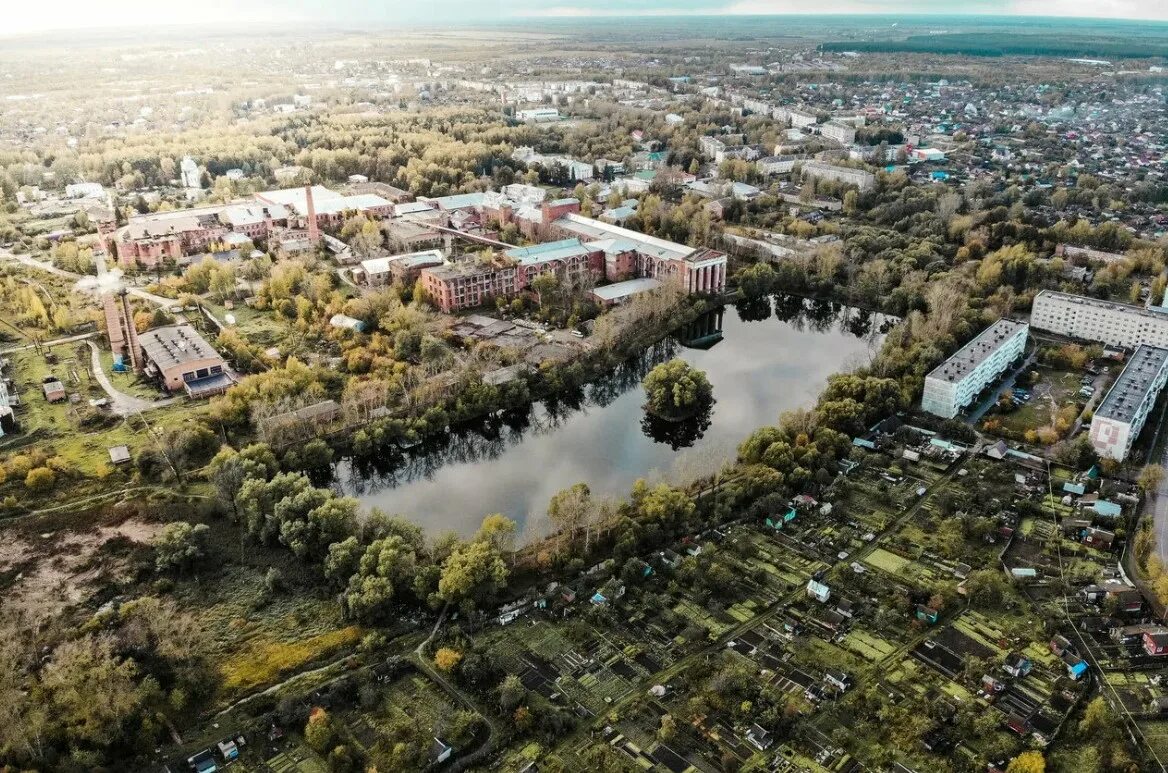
[87,341,176,416]
[1145,395,1168,565]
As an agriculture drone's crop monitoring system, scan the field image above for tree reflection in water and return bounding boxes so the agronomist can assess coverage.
[640,404,714,450]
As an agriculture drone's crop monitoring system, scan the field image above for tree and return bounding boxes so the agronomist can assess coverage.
[434,647,462,673]
[498,673,527,712]
[438,540,509,607]
[41,634,149,748]
[547,483,598,555]
[153,521,211,573]
[474,514,517,555]
[642,359,714,419]
[208,444,278,517]
[1006,750,1046,773]
[1139,464,1164,494]
[304,707,335,753]
[325,536,363,588]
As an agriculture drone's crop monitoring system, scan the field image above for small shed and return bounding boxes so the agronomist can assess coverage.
[108,445,132,465]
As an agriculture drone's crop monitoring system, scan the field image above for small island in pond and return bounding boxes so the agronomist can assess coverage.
[642,359,715,421]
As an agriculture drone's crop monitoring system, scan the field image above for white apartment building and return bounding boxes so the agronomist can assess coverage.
[800,161,876,192]
[921,319,1029,419]
[700,136,726,160]
[789,109,819,128]
[757,155,797,175]
[821,121,857,145]
[1089,345,1168,461]
[1030,290,1168,349]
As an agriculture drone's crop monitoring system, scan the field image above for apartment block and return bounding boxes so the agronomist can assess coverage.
[1031,290,1168,349]
[921,319,1029,419]
[1089,345,1168,461]
[800,161,875,191]
[821,121,857,145]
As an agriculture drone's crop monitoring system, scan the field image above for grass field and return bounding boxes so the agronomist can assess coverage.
[220,625,362,692]
[864,547,911,575]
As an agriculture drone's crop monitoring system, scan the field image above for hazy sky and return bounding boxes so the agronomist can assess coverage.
[5,0,1168,35]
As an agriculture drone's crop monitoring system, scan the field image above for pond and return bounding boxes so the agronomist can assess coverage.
[336,295,890,537]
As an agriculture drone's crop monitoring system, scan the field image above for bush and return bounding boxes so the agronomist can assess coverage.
[434,647,462,673]
[24,466,55,491]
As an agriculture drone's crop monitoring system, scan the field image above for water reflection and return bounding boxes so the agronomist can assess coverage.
[336,295,890,535]
[641,405,714,450]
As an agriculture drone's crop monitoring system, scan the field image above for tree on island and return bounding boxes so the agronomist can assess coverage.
[642,359,714,421]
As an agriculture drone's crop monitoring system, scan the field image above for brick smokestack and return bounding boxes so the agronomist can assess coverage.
[304,184,320,246]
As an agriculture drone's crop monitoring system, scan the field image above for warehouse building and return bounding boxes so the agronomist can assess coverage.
[1088,345,1168,461]
[921,319,1029,419]
[138,325,232,397]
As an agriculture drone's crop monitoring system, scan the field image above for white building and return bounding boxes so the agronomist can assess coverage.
[821,122,857,145]
[921,318,1029,419]
[356,249,445,285]
[800,161,875,191]
[180,156,201,189]
[65,182,105,199]
[757,156,797,175]
[699,136,726,160]
[1089,345,1168,461]
[516,107,560,122]
[1031,290,1168,349]
[789,109,819,129]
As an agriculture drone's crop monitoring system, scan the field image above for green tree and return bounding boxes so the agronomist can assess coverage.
[153,521,211,573]
[642,359,714,419]
[438,540,509,607]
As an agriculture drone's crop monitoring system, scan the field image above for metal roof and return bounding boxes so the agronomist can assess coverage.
[139,325,223,369]
[926,318,1027,383]
[1094,344,1168,424]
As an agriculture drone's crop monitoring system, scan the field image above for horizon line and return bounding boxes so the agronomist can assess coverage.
[3,11,1168,41]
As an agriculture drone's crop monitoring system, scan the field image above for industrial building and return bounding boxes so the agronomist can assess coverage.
[1088,345,1168,461]
[920,318,1029,419]
[354,249,446,286]
[1030,290,1168,349]
[138,325,232,397]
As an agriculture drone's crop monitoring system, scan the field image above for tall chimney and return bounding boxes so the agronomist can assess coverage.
[121,291,142,372]
[304,184,320,246]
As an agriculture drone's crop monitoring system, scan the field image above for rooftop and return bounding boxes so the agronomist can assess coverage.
[592,277,663,301]
[926,318,1027,383]
[553,212,696,261]
[1035,289,1168,323]
[503,238,595,266]
[360,249,445,274]
[139,325,223,369]
[1094,344,1168,424]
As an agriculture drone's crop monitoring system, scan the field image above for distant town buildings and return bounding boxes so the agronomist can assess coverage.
[1088,345,1168,461]
[921,319,1029,419]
